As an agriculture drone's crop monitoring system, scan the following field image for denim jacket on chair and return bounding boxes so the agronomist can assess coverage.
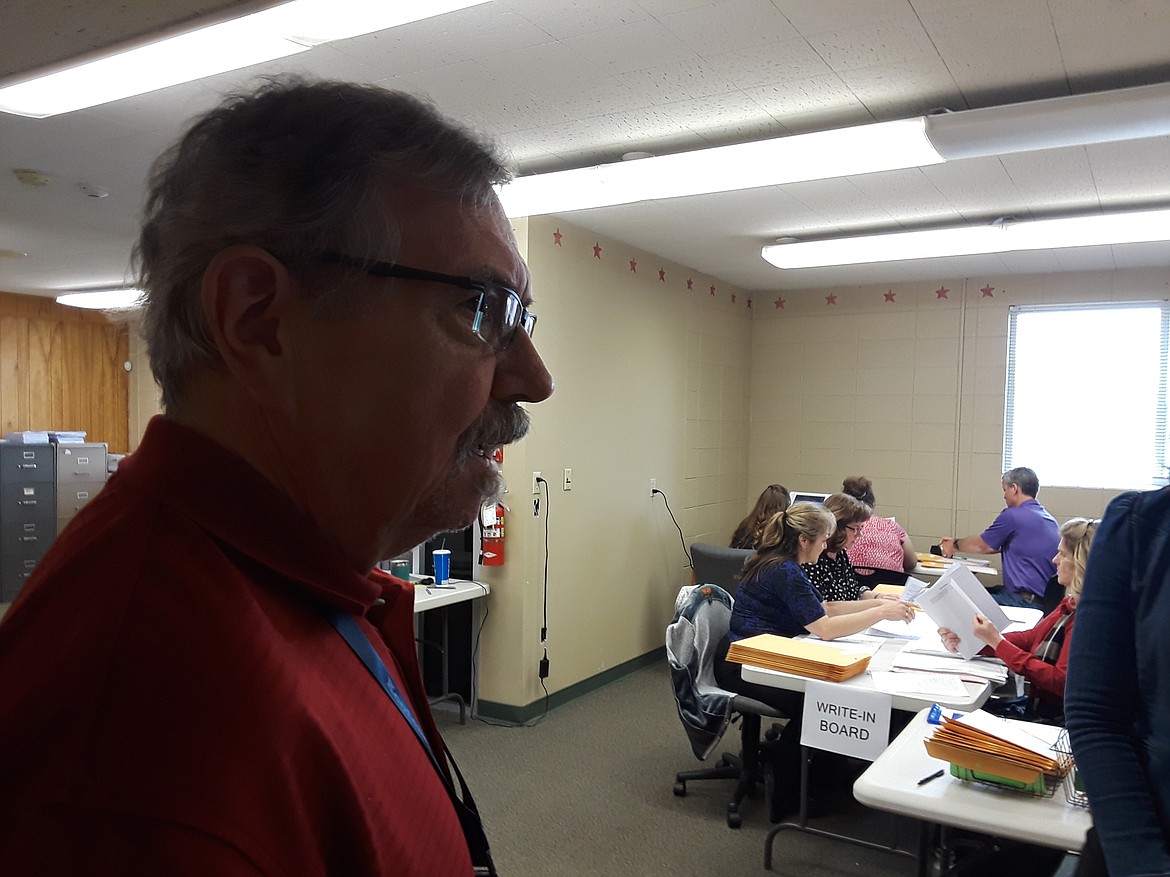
[667,584,734,760]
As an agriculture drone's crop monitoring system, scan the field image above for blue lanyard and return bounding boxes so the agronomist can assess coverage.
[328,610,435,763]
[328,608,497,876]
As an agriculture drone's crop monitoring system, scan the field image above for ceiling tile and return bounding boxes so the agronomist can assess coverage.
[658,0,801,54]
[837,57,967,117]
[501,0,652,40]
[777,0,918,34]
[562,19,698,74]
[1049,0,1170,82]
[742,74,869,130]
[702,38,833,89]
[805,17,940,72]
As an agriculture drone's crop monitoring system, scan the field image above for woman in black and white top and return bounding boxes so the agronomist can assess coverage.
[800,493,895,604]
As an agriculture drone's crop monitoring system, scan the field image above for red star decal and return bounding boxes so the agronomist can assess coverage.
[629,259,637,273]
[686,278,694,290]
[658,268,666,282]
[935,286,949,299]
[825,293,837,305]
[592,243,602,259]
[981,285,995,297]
[553,229,563,246]
[746,298,753,310]
[774,297,785,309]
[709,285,716,297]
[731,293,737,304]
[883,290,896,303]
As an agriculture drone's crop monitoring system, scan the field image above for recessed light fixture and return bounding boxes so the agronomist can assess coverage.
[0,0,489,118]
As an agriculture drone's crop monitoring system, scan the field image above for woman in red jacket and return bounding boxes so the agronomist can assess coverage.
[939,516,1098,722]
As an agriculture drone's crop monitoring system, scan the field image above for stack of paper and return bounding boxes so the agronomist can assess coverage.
[49,430,87,444]
[915,565,1011,659]
[916,552,991,569]
[890,650,1009,685]
[924,709,1071,783]
[3,430,50,444]
[725,633,871,682]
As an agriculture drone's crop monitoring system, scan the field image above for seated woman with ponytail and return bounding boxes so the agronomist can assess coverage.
[714,502,915,714]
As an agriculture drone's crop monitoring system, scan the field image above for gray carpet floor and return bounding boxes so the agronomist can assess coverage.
[437,661,924,877]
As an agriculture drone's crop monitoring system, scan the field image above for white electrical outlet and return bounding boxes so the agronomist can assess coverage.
[649,478,657,496]
[563,468,572,491]
[532,471,542,495]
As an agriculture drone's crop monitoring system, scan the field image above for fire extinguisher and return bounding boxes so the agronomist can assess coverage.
[480,502,506,566]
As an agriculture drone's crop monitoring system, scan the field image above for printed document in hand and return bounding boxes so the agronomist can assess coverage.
[915,564,1010,660]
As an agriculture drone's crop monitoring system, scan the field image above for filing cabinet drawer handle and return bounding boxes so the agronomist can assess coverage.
[18,463,39,469]
[17,499,38,506]
[18,535,39,543]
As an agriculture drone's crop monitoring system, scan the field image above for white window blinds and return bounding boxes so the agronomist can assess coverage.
[1004,302,1170,489]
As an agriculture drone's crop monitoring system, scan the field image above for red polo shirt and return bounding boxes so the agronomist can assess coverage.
[0,417,473,875]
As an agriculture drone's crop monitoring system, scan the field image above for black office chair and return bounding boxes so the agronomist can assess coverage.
[690,542,753,597]
[668,584,786,828]
[854,567,911,590]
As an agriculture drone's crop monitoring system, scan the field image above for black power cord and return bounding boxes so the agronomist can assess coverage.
[535,476,551,714]
[652,488,692,568]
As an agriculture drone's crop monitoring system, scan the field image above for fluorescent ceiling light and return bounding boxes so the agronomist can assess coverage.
[0,0,489,118]
[56,288,144,310]
[498,118,942,216]
[760,208,1170,269]
[499,82,1170,218]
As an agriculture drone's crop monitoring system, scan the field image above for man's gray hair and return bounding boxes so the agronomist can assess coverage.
[134,78,510,411]
[1002,466,1040,497]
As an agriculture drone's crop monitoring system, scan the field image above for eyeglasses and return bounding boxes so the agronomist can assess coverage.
[319,251,537,352]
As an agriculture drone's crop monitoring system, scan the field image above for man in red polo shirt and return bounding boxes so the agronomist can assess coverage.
[0,79,553,875]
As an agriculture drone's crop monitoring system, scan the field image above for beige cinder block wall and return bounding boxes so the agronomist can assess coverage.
[749,267,1170,571]
[475,216,753,710]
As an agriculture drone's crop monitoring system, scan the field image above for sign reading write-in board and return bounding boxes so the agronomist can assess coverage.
[800,680,892,761]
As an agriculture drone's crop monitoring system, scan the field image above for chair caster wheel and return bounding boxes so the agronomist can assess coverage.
[673,781,686,797]
[727,809,742,829]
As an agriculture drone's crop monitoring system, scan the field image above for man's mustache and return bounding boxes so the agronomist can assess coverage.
[456,405,530,460]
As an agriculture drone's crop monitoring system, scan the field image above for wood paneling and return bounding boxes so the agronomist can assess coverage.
[0,292,130,453]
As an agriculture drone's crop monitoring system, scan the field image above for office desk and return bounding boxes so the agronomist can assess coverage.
[413,578,489,613]
[413,578,490,724]
[741,638,994,713]
[854,709,1090,875]
[913,562,998,579]
[749,638,995,869]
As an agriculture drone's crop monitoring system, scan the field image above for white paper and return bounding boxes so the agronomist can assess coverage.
[868,612,937,640]
[901,576,929,603]
[870,670,968,698]
[950,709,1064,757]
[889,649,1008,684]
[915,564,1011,659]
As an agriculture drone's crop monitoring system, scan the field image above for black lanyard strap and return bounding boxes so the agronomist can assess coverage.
[328,609,497,876]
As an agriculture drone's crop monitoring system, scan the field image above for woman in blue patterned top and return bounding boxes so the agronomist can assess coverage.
[714,503,914,709]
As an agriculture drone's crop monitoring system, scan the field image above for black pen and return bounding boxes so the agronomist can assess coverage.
[917,769,945,786]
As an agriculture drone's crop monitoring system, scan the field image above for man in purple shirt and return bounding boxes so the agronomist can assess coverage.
[940,467,1059,608]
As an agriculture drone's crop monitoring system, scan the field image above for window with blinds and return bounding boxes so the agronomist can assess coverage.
[1004,302,1170,489]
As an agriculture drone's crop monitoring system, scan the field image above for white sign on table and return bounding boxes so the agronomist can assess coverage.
[801,680,892,761]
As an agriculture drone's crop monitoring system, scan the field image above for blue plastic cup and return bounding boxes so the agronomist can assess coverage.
[432,549,451,584]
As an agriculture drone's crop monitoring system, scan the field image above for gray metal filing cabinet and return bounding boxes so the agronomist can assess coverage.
[55,442,108,535]
[0,445,56,602]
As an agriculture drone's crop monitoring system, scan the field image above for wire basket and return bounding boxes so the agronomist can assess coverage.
[1054,728,1090,808]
